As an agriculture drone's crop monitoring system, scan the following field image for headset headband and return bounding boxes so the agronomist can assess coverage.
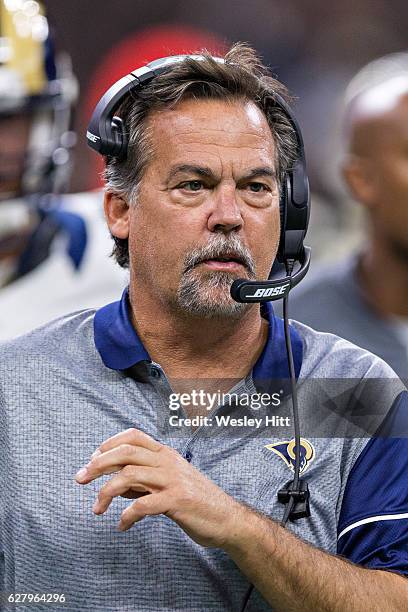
[87,56,302,161]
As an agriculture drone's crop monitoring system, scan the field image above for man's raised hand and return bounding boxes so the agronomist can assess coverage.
[75,427,245,547]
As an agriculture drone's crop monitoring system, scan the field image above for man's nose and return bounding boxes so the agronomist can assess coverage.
[207,183,243,233]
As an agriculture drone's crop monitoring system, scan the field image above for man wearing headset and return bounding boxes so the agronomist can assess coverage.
[1,44,407,611]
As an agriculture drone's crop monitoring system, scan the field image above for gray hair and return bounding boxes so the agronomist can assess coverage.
[104,42,298,268]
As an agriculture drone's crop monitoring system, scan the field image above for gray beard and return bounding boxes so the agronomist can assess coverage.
[170,231,259,319]
[176,268,250,319]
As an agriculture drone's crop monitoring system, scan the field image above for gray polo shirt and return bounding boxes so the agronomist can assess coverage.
[1,288,407,611]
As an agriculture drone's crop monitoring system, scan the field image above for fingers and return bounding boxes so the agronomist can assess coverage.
[75,444,160,484]
[74,428,181,531]
[97,428,162,454]
[92,465,166,514]
[118,492,170,531]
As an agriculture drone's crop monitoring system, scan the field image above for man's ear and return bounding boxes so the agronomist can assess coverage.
[104,191,130,238]
[342,155,377,209]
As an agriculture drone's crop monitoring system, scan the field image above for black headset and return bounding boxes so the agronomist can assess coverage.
[87,54,312,612]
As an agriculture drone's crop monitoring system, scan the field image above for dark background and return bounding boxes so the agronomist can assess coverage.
[45,0,408,204]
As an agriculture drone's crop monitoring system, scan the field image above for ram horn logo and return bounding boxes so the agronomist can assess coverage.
[264,438,315,474]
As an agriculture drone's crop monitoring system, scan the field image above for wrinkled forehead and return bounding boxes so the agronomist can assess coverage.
[145,98,277,171]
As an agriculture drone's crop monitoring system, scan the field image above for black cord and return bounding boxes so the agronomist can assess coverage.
[239,259,301,612]
[239,583,254,612]
[280,259,302,527]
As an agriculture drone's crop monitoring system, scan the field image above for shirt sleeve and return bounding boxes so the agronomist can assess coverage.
[0,390,4,593]
[337,390,408,575]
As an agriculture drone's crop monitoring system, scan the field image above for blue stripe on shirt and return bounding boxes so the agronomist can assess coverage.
[337,391,408,575]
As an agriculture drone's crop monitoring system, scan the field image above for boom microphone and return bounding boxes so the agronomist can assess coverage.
[230,246,311,303]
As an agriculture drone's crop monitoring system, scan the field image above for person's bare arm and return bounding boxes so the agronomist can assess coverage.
[75,428,408,611]
[224,504,407,611]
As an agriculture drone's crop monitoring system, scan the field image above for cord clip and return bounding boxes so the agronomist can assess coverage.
[277,479,311,521]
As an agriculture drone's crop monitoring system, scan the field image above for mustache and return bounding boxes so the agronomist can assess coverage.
[183,235,256,276]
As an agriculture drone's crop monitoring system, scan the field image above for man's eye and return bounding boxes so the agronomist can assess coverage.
[247,182,269,193]
[179,180,204,191]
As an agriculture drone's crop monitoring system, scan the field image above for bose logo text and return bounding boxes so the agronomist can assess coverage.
[247,285,289,298]
[86,131,100,143]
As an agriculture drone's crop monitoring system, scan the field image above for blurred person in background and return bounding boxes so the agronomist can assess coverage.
[281,53,408,381]
[0,0,126,339]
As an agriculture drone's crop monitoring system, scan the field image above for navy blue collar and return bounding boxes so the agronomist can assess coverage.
[94,287,150,370]
[94,287,303,381]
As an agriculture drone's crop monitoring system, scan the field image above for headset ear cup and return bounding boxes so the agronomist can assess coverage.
[277,175,289,263]
[111,116,127,158]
